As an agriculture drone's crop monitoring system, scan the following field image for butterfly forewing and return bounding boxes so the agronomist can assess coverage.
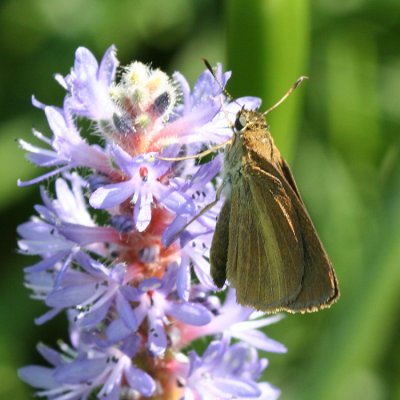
[223,164,305,311]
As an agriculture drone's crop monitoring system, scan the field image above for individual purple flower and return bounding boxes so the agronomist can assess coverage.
[18,101,110,186]
[178,288,287,354]
[178,339,280,400]
[166,65,262,147]
[162,156,223,248]
[18,176,119,286]
[55,45,119,121]
[89,146,186,232]
[19,337,155,399]
[45,260,140,335]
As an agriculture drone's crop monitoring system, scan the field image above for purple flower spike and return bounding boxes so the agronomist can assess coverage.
[18,45,286,400]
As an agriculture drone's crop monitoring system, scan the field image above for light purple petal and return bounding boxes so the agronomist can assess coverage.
[167,302,212,326]
[147,314,167,356]
[116,292,138,331]
[120,284,141,301]
[35,308,63,325]
[125,366,156,397]
[18,220,53,240]
[17,165,73,187]
[230,330,287,353]
[110,145,135,176]
[255,383,281,400]
[162,214,190,247]
[101,385,120,400]
[98,45,118,85]
[208,377,261,398]
[58,224,117,246]
[18,139,60,166]
[177,261,190,301]
[90,180,134,209]
[133,191,153,232]
[234,314,284,330]
[45,106,81,145]
[46,282,98,307]
[18,366,57,389]
[24,252,67,273]
[75,47,98,75]
[78,300,111,328]
[54,358,107,384]
[37,343,63,367]
[191,255,216,289]
[106,318,132,342]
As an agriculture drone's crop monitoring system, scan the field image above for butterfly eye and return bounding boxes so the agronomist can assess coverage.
[234,113,247,132]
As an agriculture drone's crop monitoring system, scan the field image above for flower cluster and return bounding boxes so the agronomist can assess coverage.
[18,46,284,399]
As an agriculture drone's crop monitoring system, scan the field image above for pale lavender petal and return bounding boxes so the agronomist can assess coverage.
[18,139,60,166]
[75,47,98,74]
[101,385,120,400]
[78,300,111,328]
[177,261,190,301]
[17,220,53,239]
[45,106,81,145]
[17,165,72,187]
[210,378,261,398]
[147,315,167,356]
[192,255,216,289]
[230,330,287,353]
[110,145,134,176]
[233,315,284,331]
[58,224,117,246]
[162,214,189,247]
[37,343,63,366]
[18,366,57,389]
[116,292,138,331]
[90,180,134,209]
[31,95,47,109]
[54,73,67,89]
[120,284,141,301]
[24,252,67,273]
[54,358,107,383]
[98,45,118,85]
[232,96,262,110]
[106,318,132,342]
[254,383,281,400]
[167,302,212,326]
[125,366,156,397]
[46,283,97,307]
[133,191,153,232]
[35,308,63,325]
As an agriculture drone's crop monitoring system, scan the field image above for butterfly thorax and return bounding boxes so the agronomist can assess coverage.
[223,109,281,187]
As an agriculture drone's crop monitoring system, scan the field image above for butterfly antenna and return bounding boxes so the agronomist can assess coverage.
[263,76,308,116]
[202,58,235,103]
[202,58,243,133]
[157,139,231,161]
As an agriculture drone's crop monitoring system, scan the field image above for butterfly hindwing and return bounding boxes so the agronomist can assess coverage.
[210,198,231,288]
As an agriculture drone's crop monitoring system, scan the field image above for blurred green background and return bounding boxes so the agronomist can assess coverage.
[1,0,400,399]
